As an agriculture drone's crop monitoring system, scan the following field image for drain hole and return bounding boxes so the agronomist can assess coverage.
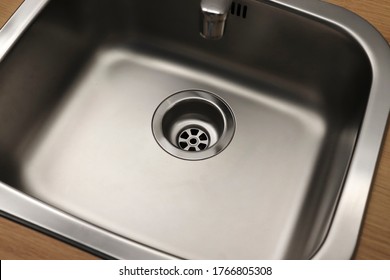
[152,90,236,160]
[179,142,188,149]
[199,133,207,141]
[181,131,189,139]
[198,143,207,150]
[178,127,210,152]
[243,5,247,18]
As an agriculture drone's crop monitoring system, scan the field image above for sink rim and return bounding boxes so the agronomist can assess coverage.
[0,0,389,259]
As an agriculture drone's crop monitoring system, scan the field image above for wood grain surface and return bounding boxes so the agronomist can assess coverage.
[0,216,97,259]
[0,0,24,29]
[0,0,389,259]
[327,0,390,41]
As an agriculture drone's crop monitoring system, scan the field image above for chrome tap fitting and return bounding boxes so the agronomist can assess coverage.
[200,0,233,39]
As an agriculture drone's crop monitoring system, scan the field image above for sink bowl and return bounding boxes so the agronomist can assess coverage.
[0,0,389,259]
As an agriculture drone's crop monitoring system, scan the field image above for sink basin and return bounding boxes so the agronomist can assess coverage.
[0,0,389,259]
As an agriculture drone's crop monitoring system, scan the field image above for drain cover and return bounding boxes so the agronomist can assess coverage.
[178,128,209,152]
[152,90,235,160]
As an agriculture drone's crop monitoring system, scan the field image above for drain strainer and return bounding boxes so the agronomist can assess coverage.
[178,127,209,151]
[152,90,235,161]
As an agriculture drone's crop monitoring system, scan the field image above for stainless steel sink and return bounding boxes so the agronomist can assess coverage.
[0,0,389,259]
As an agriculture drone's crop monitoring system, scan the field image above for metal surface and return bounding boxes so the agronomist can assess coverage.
[0,0,389,259]
[200,0,233,39]
[178,128,210,152]
[152,90,235,160]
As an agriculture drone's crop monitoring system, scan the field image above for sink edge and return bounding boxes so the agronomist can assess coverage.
[0,0,389,259]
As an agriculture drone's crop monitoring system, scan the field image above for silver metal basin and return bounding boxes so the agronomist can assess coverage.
[0,0,389,259]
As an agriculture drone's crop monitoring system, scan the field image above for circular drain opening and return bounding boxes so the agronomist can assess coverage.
[152,90,235,161]
[178,127,209,151]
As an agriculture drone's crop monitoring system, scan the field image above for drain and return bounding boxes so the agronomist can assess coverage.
[178,127,209,152]
[152,90,235,161]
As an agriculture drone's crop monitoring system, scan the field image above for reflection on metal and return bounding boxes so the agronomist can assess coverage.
[0,0,389,259]
[200,0,233,39]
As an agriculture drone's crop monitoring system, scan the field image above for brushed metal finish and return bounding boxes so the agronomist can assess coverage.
[0,0,389,259]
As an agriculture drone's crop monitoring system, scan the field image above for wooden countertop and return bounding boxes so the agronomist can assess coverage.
[0,0,389,259]
[0,0,23,29]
